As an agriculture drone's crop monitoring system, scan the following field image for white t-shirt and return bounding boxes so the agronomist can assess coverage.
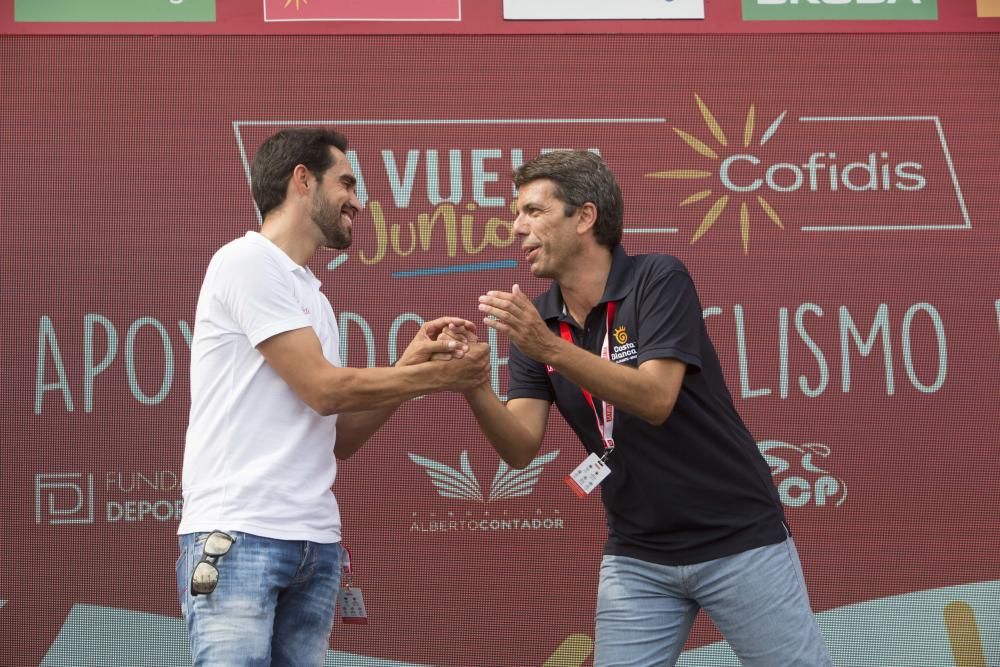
[178,231,342,543]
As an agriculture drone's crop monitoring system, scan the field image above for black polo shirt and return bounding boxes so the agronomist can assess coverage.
[507,246,787,565]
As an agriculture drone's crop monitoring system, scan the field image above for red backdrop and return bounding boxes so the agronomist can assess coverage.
[2,32,998,666]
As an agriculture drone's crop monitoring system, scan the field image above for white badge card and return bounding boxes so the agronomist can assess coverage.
[337,586,369,624]
[564,452,611,498]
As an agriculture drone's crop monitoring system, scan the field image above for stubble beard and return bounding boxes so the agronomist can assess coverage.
[312,196,352,250]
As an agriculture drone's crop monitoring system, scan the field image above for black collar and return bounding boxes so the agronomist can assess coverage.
[535,245,636,323]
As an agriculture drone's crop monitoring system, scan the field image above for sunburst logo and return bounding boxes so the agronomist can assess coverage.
[612,326,628,345]
[646,94,787,255]
[284,0,307,9]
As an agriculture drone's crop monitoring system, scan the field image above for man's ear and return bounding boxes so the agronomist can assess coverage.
[576,201,598,236]
[290,164,313,197]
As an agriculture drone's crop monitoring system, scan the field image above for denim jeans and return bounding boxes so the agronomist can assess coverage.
[176,531,343,667]
[594,538,832,667]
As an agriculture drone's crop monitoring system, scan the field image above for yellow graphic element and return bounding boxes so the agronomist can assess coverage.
[695,93,728,147]
[739,202,750,252]
[692,194,729,245]
[743,104,755,148]
[613,325,628,345]
[944,601,987,667]
[284,0,307,9]
[679,189,712,207]
[357,200,515,265]
[543,633,593,667]
[757,195,784,229]
[978,0,1000,17]
[645,95,788,254]
[673,128,718,160]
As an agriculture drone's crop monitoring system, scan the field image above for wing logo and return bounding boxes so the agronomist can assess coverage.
[407,450,560,502]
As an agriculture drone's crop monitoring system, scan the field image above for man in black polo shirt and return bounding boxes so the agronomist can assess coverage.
[459,151,832,665]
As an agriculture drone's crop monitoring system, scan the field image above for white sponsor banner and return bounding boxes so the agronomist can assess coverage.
[503,0,704,20]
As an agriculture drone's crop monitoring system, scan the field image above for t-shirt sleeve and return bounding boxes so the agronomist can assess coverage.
[215,247,311,348]
[635,263,704,371]
[506,339,555,402]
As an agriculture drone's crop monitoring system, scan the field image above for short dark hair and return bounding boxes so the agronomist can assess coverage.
[251,128,349,218]
[513,150,623,248]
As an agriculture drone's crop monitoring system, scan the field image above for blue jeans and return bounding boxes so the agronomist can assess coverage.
[176,532,343,667]
[594,538,832,667]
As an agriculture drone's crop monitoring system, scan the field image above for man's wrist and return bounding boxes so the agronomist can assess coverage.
[462,381,492,401]
[535,334,565,367]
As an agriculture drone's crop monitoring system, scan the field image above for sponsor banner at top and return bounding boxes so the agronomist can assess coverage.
[263,0,461,22]
[503,0,704,20]
[743,0,937,22]
[979,0,1000,17]
[14,0,215,22]
[4,0,998,33]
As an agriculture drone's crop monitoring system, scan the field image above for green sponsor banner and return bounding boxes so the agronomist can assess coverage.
[742,0,937,21]
[16,0,216,22]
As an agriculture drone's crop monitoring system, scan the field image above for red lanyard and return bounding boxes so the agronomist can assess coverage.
[558,301,618,455]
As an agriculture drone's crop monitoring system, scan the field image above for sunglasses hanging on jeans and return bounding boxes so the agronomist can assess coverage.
[190,530,234,596]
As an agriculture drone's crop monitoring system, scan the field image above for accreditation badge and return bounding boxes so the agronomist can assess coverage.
[337,586,368,625]
[564,452,611,498]
[337,545,369,625]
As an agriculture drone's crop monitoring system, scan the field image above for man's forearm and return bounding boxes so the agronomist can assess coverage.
[332,352,457,458]
[334,404,400,459]
[463,385,541,469]
[308,363,450,416]
[542,338,679,425]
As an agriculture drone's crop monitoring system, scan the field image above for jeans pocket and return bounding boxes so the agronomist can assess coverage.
[176,543,188,571]
[176,538,190,610]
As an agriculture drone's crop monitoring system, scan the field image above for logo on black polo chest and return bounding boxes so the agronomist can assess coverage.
[610,325,638,363]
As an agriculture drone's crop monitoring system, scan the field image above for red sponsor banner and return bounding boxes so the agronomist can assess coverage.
[2,0,999,33]
[263,0,461,22]
[2,32,999,667]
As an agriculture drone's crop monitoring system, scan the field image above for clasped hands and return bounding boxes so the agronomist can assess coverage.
[396,284,552,393]
[390,312,491,393]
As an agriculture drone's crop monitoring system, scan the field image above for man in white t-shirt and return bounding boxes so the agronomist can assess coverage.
[176,127,489,666]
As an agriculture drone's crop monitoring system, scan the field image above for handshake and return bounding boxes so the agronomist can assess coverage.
[394,314,491,394]
[396,284,547,395]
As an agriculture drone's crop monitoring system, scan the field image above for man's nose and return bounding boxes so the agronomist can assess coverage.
[512,213,528,235]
